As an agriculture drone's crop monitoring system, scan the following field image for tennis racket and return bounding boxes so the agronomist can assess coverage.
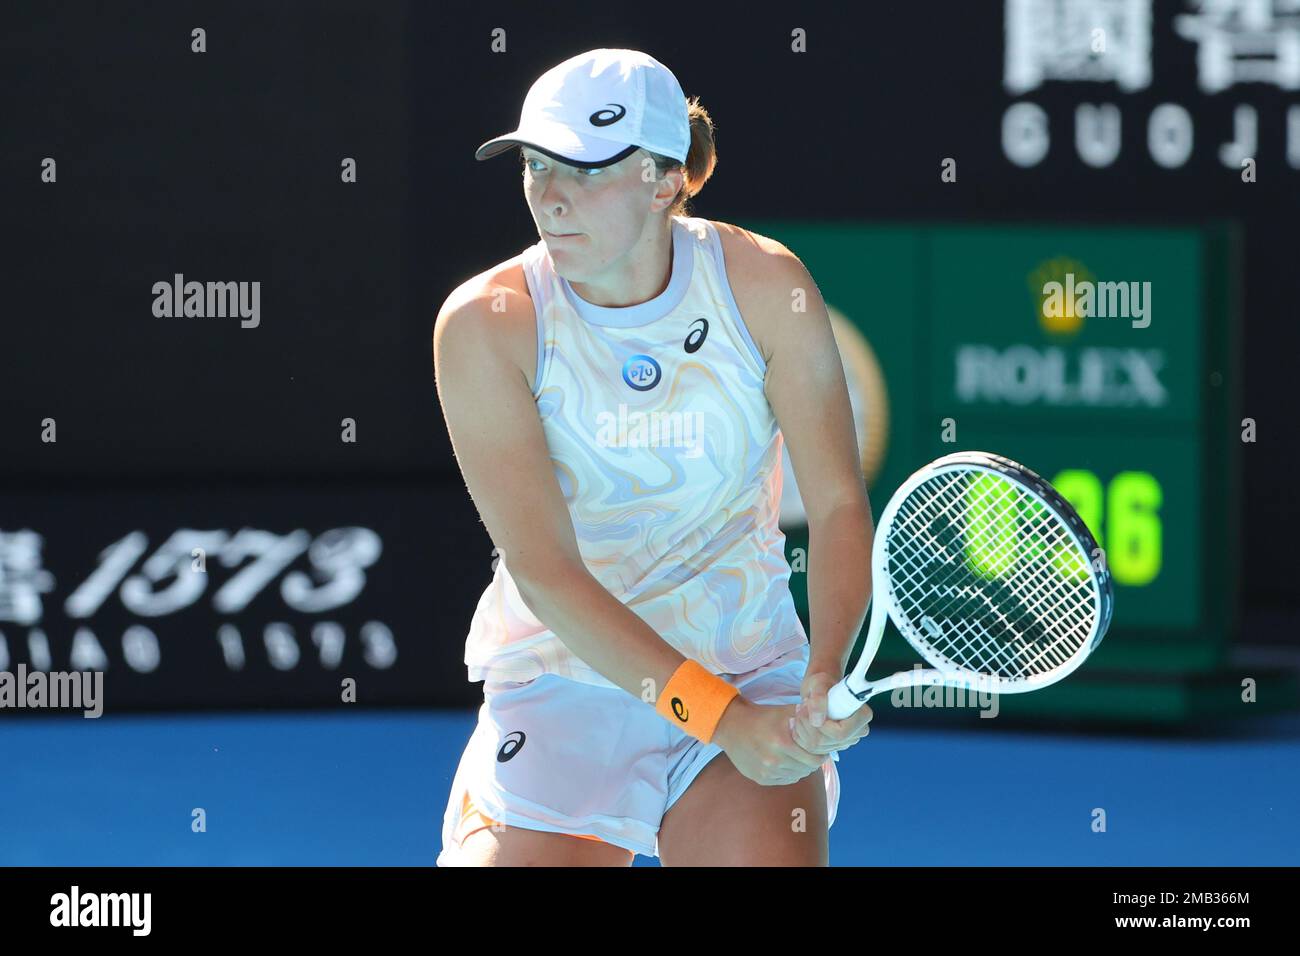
[826,451,1114,721]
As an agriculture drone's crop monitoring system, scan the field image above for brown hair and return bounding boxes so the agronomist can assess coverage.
[647,96,717,218]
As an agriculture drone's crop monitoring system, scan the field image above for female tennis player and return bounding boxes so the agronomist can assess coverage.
[433,48,876,866]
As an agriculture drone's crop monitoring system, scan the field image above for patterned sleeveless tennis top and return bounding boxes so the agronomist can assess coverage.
[463,215,807,688]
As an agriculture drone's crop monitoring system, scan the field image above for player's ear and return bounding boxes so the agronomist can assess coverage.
[643,153,683,211]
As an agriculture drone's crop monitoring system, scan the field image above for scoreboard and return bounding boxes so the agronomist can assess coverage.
[756,221,1240,692]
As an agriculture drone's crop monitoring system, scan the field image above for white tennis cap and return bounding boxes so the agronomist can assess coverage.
[475,48,690,167]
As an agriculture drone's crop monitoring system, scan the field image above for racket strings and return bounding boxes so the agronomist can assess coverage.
[891,476,1076,631]
[897,563,1063,678]
[896,475,1081,612]
[885,470,1097,681]
[935,492,1095,654]
[891,550,1085,680]
[892,489,1093,678]
[889,486,1092,671]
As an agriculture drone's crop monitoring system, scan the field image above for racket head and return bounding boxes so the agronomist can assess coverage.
[872,451,1114,694]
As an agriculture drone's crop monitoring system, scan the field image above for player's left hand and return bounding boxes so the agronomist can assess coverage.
[789,670,873,756]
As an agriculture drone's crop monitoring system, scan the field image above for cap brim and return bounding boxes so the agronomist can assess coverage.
[474,122,639,166]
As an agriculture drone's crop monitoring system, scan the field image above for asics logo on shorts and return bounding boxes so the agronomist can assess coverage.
[589,104,626,127]
[671,697,689,722]
[684,318,709,354]
[497,730,527,762]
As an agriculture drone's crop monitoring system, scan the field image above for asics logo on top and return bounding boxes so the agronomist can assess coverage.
[684,318,709,354]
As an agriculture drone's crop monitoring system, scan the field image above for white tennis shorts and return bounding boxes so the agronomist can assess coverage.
[437,641,841,863]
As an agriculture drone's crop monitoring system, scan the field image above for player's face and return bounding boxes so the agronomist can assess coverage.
[520,147,662,280]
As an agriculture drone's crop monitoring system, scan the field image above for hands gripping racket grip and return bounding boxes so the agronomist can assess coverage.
[655,659,740,744]
[827,680,865,722]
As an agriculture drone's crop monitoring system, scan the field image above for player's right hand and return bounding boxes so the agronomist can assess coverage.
[713,698,826,786]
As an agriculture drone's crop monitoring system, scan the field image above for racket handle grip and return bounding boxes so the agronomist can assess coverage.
[827,679,864,721]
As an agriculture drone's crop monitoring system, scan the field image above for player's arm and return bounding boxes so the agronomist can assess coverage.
[432,284,691,701]
[737,234,874,679]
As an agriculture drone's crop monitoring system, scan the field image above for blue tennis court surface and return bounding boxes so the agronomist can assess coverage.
[2,709,1297,866]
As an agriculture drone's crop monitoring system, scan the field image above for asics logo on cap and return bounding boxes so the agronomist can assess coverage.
[475,50,687,165]
[589,103,626,127]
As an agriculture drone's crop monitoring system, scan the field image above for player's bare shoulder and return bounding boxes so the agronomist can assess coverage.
[435,253,539,393]
[708,220,811,368]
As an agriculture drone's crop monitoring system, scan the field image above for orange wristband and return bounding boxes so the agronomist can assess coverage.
[655,659,740,744]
